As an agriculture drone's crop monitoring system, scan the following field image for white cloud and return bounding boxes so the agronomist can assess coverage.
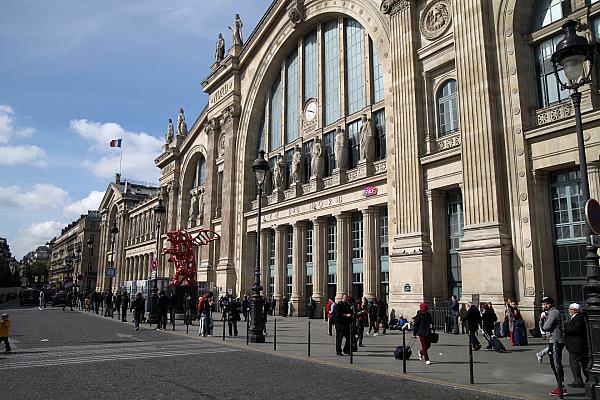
[70,119,162,182]
[0,104,36,144]
[12,221,64,260]
[0,144,47,167]
[63,190,104,218]
[0,184,69,210]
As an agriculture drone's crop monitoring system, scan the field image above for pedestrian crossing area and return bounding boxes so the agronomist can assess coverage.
[0,339,238,370]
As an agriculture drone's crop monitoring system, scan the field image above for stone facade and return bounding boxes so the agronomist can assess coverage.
[49,211,101,291]
[97,0,600,326]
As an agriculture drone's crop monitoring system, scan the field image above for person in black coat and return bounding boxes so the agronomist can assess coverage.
[450,295,460,334]
[130,292,145,331]
[462,302,482,351]
[481,302,498,336]
[227,297,242,337]
[121,291,130,322]
[564,303,589,388]
[334,294,352,356]
[413,303,433,363]
[157,290,170,330]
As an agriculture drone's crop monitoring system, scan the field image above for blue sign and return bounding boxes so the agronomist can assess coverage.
[404,283,411,293]
[106,267,116,278]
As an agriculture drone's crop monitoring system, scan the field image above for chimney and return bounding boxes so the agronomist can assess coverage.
[115,173,121,184]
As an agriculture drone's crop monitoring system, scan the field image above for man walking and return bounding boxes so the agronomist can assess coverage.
[450,295,460,334]
[462,302,482,351]
[542,296,567,397]
[200,291,214,337]
[157,290,170,331]
[121,291,130,322]
[564,303,589,388]
[334,294,352,356]
[130,292,145,331]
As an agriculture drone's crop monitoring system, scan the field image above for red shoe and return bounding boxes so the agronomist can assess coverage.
[549,387,567,396]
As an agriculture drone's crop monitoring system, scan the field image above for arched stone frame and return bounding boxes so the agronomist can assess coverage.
[231,1,395,296]
[432,76,459,138]
[178,145,209,227]
[495,1,544,311]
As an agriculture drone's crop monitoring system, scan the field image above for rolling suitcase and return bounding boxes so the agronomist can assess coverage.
[483,331,507,353]
[394,337,416,360]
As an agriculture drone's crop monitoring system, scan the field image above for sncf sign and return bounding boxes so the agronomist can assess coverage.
[363,186,378,197]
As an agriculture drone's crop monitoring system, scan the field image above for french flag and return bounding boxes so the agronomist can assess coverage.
[109,138,122,148]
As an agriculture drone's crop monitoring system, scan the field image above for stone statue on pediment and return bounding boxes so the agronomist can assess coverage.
[215,33,225,63]
[177,108,188,136]
[165,119,174,144]
[359,114,373,161]
[228,14,243,47]
[272,155,284,191]
[188,190,198,222]
[197,188,205,224]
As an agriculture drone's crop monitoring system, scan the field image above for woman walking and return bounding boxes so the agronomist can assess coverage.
[130,292,145,331]
[413,303,433,365]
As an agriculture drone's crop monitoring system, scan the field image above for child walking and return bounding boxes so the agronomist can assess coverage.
[0,313,11,353]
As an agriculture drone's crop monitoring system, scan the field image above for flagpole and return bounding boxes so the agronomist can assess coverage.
[119,139,123,177]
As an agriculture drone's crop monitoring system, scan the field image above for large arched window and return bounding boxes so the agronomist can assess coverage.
[437,80,459,136]
[260,16,386,180]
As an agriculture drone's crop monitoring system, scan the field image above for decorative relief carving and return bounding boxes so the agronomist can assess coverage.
[536,102,573,126]
[218,133,226,157]
[380,0,409,16]
[525,287,535,296]
[323,176,335,189]
[287,0,305,26]
[419,0,452,41]
[436,133,461,152]
[374,160,387,174]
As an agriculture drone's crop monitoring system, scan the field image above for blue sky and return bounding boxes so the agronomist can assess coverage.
[0,0,272,258]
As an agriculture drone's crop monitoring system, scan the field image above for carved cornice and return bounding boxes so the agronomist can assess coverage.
[380,0,410,16]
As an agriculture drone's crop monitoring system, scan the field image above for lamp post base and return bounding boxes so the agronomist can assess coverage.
[148,285,159,325]
[249,294,265,343]
[249,330,266,343]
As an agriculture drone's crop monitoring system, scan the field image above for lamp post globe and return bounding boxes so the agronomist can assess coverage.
[249,150,270,343]
[551,20,600,399]
[150,198,166,326]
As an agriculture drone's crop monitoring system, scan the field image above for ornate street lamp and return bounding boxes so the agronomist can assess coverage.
[149,198,166,325]
[87,237,93,292]
[75,246,82,303]
[249,150,270,343]
[109,222,119,293]
[551,20,600,399]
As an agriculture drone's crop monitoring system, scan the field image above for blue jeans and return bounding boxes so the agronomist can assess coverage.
[202,313,212,336]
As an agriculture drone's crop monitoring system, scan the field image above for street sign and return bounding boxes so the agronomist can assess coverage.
[586,199,600,235]
[106,267,116,277]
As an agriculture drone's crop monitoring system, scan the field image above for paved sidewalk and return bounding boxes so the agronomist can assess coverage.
[79,309,588,400]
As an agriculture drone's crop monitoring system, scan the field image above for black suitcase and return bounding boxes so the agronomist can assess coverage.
[483,332,507,353]
[394,345,412,360]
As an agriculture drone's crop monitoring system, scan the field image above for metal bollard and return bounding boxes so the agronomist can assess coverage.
[402,328,407,373]
[186,312,189,335]
[274,319,277,351]
[172,310,175,331]
[246,317,250,346]
[350,323,354,365]
[308,321,311,357]
[468,335,474,384]
[222,314,226,341]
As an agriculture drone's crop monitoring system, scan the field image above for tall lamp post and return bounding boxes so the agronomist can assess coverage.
[87,237,93,292]
[551,20,600,399]
[149,198,166,325]
[109,222,119,292]
[75,246,82,301]
[249,150,270,343]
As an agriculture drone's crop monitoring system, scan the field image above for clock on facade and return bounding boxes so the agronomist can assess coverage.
[304,99,318,122]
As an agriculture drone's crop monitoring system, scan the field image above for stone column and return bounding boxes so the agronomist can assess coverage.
[335,213,351,300]
[452,0,512,305]
[312,217,328,318]
[216,108,240,295]
[260,230,270,297]
[425,190,448,301]
[362,208,379,300]
[273,225,287,315]
[199,122,219,283]
[382,0,432,317]
[291,221,307,316]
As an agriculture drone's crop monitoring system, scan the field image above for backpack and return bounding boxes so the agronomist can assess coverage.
[197,294,208,311]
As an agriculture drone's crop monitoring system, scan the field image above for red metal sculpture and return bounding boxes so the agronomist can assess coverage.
[163,229,220,286]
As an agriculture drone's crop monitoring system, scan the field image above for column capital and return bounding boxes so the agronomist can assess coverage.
[292,220,307,229]
[380,0,411,16]
[333,212,352,222]
[312,216,329,226]
[274,224,288,233]
[361,207,380,217]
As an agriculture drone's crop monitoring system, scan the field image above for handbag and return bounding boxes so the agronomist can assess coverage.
[429,330,439,343]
